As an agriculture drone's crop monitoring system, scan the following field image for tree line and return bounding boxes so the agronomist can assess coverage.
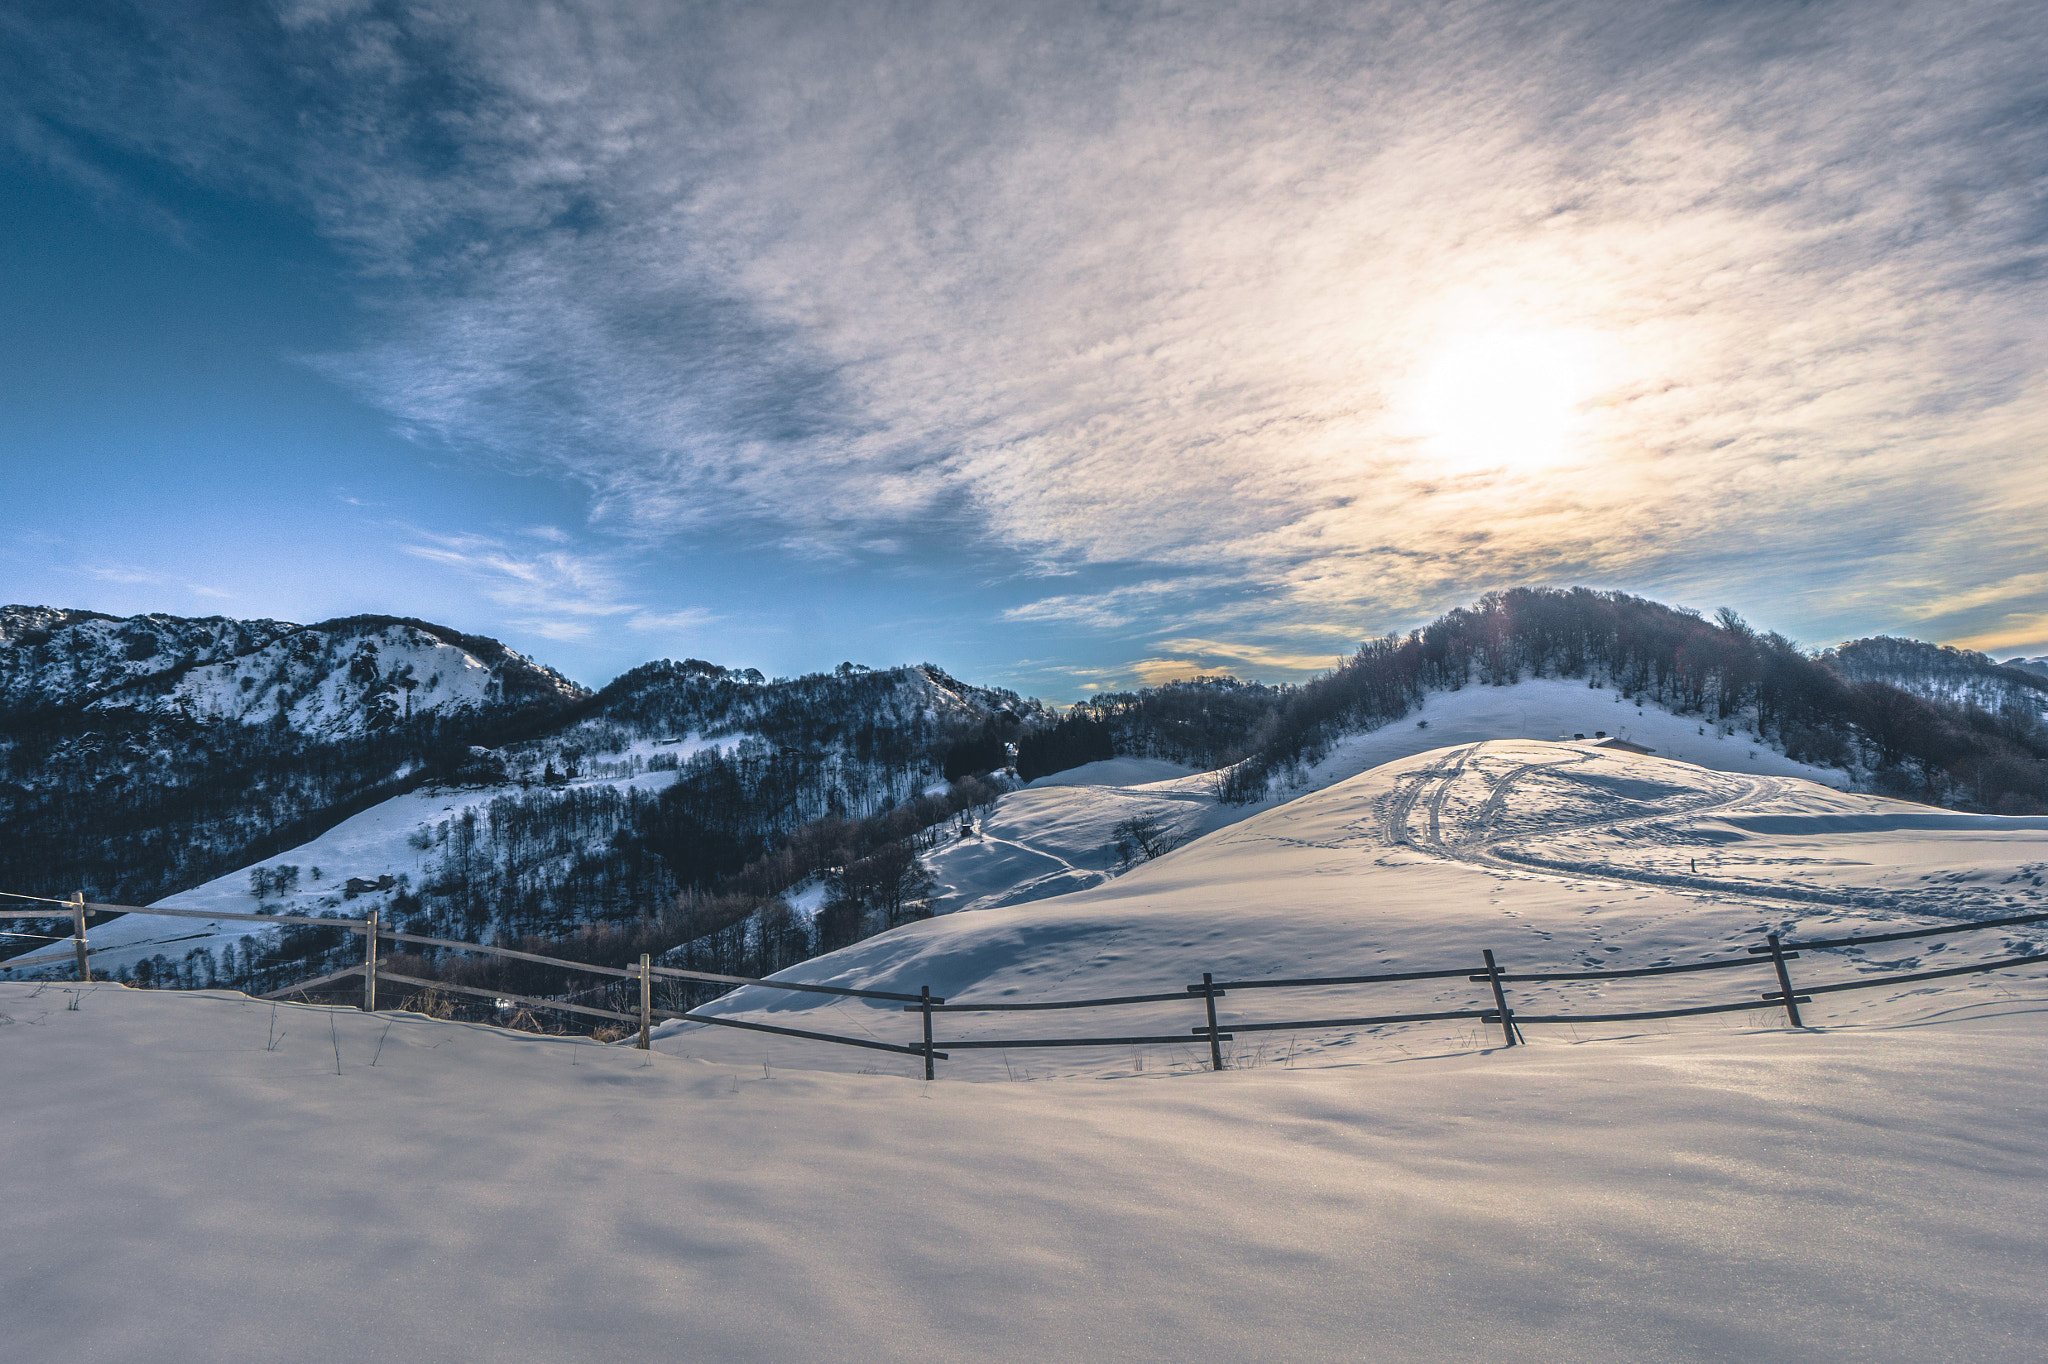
[1214,587,2048,812]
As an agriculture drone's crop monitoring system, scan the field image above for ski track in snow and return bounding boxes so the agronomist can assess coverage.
[1374,745,2047,922]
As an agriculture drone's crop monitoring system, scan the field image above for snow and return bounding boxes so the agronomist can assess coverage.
[30,784,507,975]
[5,972,2046,1358]
[922,679,1847,923]
[7,734,2048,1358]
[924,763,1227,915]
[106,623,492,735]
[1291,677,1847,792]
[685,739,2047,1082]
[39,736,752,977]
[1025,756,1200,788]
[23,679,1850,980]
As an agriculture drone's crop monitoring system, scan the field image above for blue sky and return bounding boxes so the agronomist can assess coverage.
[4,1,2045,696]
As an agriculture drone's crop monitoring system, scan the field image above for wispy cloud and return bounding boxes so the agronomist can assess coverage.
[1002,578,1234,629]
[1154,639,1348,676]
[84,565,168,586]
[83,564,233,602]
[12,0,2046,655]
[400,529,714,644]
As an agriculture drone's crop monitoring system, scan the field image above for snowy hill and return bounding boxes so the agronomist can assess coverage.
[674,736,2047,1080]
[10,586,2046,1000]
[5,736,2046,1360]
[49,677,1841,986]
[923,678,1846,921]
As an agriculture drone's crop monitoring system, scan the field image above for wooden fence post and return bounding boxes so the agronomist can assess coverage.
[363,909,378,1013]
[920,986,935,1080]
[71,890,89,983]
[1764,932,1804,1028]
[1482,949,1517,1047]
[1201,971,1224,1071]
[638,953,652,1050]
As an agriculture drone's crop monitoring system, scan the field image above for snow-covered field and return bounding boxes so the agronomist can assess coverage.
[922,678,1846,923]
[680,739,2045,1080]
[5,733,2048,1359]
[5,974,2045,1359]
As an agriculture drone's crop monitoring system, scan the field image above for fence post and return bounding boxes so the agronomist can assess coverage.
[1764,932,1804,1028]
[71,890,89,983]
[1482,949,1517,1047]
[362,909,378,1013]
[638,953,652,1050]
[1201,971,1224,1071]
[920,985,935,1081]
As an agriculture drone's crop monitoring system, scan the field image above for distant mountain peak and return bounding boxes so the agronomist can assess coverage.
[0,606,588,736]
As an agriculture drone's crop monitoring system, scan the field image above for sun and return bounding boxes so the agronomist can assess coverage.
[1410,328,1599,470]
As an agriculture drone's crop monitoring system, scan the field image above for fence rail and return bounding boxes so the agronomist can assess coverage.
[8,890,2047,1077]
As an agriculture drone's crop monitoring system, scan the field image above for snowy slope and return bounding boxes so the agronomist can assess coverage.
[5,912,2047,1359]
[675,737,2047,1081]
[923,678,1846,921]
[32,736,750,978]
[6,725,2046,1359]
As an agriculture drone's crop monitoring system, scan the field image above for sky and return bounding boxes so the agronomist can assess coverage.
[2,0,2045,698]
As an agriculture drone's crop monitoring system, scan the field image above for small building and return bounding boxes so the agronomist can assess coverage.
[1594,737,1655,756]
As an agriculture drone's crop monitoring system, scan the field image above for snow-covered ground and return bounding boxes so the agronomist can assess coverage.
[678,739,2046,1081]
[5,963,2045,1359]
[925,757,1216,914]
[922,678,1846,922]
[6,733,2047,1359]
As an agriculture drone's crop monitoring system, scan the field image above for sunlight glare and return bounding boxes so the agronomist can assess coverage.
[1411,329,1599,470]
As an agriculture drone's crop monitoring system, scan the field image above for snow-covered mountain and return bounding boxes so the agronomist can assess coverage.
[0,606,584,736]
[0,607,595,913]
[13,656,1044,987]
[1825,635,2048,719]
[2006,655,2048,679]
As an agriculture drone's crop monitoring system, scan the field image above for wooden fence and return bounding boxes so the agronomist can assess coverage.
[5,892,2047,1078]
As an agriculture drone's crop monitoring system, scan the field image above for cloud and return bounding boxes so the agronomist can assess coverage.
[84,565,168,586]
[1126,658,1214,687]
[1949,614,2048,657]
[1154,639,1348,676]
[399,529,711,644]
[1002,578,1233,629]
[12,0,2047,652]
[627,609,718,634]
